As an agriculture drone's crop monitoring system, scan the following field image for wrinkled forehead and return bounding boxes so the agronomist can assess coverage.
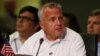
[88,15,100,21]
[39,7,63,22]
[42,7,62,20]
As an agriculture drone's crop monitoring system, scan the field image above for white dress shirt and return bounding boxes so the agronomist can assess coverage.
[9,32,22,54]
[98,42,100,56]
[18,28,86,56]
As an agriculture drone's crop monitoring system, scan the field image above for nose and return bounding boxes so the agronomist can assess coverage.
[55,18,62,26]
[17,18,24,23]
[89,23,93,28]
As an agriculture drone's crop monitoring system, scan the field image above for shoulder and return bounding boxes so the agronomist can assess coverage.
[26,29,44,42]
[65,28,86,56]
[22,29,44,47]
[18,29,44,54]
[65,28,82,41]
[10,31,18,36]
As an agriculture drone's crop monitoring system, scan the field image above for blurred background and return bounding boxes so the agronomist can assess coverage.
[0,0,100,33]
[0,0,40,15]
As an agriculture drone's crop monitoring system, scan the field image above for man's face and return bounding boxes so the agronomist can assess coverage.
[87,15,100,35]
[16,11,36,33]
[40,7,65,39]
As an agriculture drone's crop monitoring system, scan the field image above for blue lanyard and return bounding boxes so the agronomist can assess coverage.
[14,39,18,52]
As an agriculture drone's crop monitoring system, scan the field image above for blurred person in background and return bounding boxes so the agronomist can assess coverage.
[87,9,100,35]
[9,6,40,54]
[87,9,100,56]
[0,0,17,34]
[63,13,81,33]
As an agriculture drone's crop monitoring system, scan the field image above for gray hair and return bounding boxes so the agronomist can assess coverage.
[38,2,62,21]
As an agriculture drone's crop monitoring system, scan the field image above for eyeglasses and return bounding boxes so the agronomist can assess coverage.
[17,16,35,22]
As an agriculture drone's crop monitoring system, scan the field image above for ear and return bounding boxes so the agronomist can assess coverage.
[39,21,44,29]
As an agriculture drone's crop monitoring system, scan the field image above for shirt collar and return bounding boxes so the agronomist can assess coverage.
[10,32,20,43]
[41,29,67,44]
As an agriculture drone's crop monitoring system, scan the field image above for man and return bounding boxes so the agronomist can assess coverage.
[87,9,100,56]
[0,0,17,34]
[9,6,40,54]
[87,9,100,35]
[18,2,86,56]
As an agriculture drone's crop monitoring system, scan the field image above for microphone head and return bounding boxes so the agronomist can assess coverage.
[40,38,44,44]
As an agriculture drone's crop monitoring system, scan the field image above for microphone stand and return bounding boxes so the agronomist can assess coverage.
[36,38,44,56]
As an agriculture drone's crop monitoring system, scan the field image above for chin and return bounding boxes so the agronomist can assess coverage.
[56,30,64,34]
[55,33,63,37]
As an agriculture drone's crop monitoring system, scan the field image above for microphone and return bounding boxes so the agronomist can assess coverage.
[36,38,44,56]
